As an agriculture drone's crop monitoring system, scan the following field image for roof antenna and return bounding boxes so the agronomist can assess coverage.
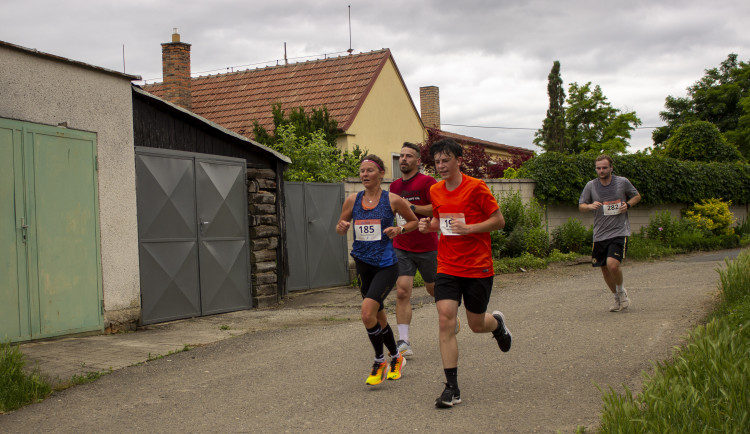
[347,5,353,54]
[284,42,288,65]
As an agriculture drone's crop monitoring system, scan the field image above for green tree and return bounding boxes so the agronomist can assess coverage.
[653,54,750,158]
[664,120,744,162]
[564,82,641,154]
[267,125,364,182]
[252,103,339,147]
[534,60,566,152]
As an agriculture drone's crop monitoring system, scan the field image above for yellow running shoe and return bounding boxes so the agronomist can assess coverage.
[365,360,387,385]
[387,354,406,380]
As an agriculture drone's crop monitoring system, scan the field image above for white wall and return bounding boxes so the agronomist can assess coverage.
[0,45,141,327]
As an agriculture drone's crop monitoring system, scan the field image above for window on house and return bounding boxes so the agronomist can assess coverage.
[392,154,401,179]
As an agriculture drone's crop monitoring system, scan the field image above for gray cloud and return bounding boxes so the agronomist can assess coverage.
[2,0,748,152]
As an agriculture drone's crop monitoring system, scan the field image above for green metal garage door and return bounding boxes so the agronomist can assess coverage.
[1,118,103,342]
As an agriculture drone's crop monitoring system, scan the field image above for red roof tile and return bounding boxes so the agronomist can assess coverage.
[429,127,533,156]
[143,49,391,137]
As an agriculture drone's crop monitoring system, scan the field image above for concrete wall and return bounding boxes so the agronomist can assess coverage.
[337,57,426,179]
[0,45,141,329]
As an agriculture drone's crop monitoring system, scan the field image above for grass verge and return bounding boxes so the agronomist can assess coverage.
[596,248,750,432]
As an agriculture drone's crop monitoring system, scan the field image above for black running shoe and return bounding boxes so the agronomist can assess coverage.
[435,383,462,408]
[492,311,512,352]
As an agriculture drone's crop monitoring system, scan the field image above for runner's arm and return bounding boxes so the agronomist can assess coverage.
[336,194,356,235]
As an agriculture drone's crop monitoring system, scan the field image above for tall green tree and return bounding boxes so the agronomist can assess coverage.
[534,61,566,152]
[653,54,750,158]
[564,82,641,154]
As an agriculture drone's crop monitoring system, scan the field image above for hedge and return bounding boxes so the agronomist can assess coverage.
[516,152,750,206]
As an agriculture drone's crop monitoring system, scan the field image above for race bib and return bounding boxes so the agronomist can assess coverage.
[439,213,466,236]
[396,213,406,227]
[354,219,381,241]
[603,200,622,216]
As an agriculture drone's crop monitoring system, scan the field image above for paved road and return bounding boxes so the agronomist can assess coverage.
[0,248,742,433]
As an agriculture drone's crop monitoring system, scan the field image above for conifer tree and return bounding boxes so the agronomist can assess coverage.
[534,61,566,152]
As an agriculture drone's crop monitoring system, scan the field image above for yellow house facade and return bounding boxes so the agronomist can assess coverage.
[337,57,426,178]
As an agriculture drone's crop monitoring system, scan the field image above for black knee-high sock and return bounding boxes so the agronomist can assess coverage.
[366,324,384,360]
[381,323,398,358]
[444,367,458,389]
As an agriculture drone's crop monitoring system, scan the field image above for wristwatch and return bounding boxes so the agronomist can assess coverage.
[399,225,405,234]
[410,205,416,213]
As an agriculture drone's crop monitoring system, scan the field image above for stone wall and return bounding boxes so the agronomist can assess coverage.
[247,168,280,308]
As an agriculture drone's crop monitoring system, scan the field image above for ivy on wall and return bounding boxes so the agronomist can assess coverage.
[516,152,750,206]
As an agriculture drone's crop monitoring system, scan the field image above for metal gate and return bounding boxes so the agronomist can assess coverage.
[135,148,251,325]
[285,182,349,291]
[1,118,103,342]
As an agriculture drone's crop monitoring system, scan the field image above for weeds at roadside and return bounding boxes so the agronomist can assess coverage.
[219,324,230,330]
[0,341,53,413]
[596,248,750,432]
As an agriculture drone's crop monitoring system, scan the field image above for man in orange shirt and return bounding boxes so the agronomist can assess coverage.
[418,138,512,409]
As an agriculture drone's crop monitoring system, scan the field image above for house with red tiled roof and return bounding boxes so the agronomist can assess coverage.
[143,32,425,178]
[418,86,534,161]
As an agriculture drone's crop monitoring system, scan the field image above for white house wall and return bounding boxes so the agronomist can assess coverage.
[0,45,141,328]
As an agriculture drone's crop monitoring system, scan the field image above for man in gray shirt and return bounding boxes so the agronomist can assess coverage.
[579,154,641,312]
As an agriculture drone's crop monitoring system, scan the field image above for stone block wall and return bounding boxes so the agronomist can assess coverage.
[247,168,280,308]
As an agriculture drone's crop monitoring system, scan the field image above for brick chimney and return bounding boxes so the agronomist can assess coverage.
[420,86,440,129]
[161,29,192,110]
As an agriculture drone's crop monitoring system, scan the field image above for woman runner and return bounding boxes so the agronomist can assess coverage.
[336,154,419,385]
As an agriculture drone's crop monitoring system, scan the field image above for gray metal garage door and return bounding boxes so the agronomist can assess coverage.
[285,182,349,291]
[135,148,251,325]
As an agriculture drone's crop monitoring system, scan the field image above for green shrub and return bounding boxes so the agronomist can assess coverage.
[523,226,551,257]
[1,342,52,412]
[551,217,590,254]
[626,234,684,260]
[516,152,750,206]
[683,198,736,236]
[644,210,680,243]
[504,226,527,258]
[492,190,547,258]
[664,120,745,163]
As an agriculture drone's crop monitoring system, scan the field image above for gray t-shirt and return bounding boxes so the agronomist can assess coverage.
[579,175,639,242]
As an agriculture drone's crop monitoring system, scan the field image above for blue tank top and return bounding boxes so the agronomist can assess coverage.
[351,190,397,267]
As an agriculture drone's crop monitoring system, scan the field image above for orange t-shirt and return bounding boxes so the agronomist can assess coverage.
[430,174,499,278]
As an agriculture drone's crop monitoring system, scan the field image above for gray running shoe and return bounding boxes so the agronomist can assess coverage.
[397,339,413,357]
[609,293,622,312]
[435,383,462,408]
[491,311,512,352]
[619,291,630,310]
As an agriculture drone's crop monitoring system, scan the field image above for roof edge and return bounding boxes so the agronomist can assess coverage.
[0,40,141,81]
[133,86,291,163]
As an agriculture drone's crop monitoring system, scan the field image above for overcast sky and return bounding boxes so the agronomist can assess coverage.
[2,0,748,152]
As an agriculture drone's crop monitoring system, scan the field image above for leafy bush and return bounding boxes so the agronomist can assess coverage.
[551,217,591,254]
[268,125,365,182]
[524,226,551,257]
[626,234,684,260]
[683,198,736,236]
[516,152,750,206]
[503,226,527,258]
[644,210,680,243]
[492,190,548,258]
[664,120,745,163]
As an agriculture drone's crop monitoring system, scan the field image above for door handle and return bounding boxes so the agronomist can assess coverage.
[21,217,29,243]
[199,219,210,229]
